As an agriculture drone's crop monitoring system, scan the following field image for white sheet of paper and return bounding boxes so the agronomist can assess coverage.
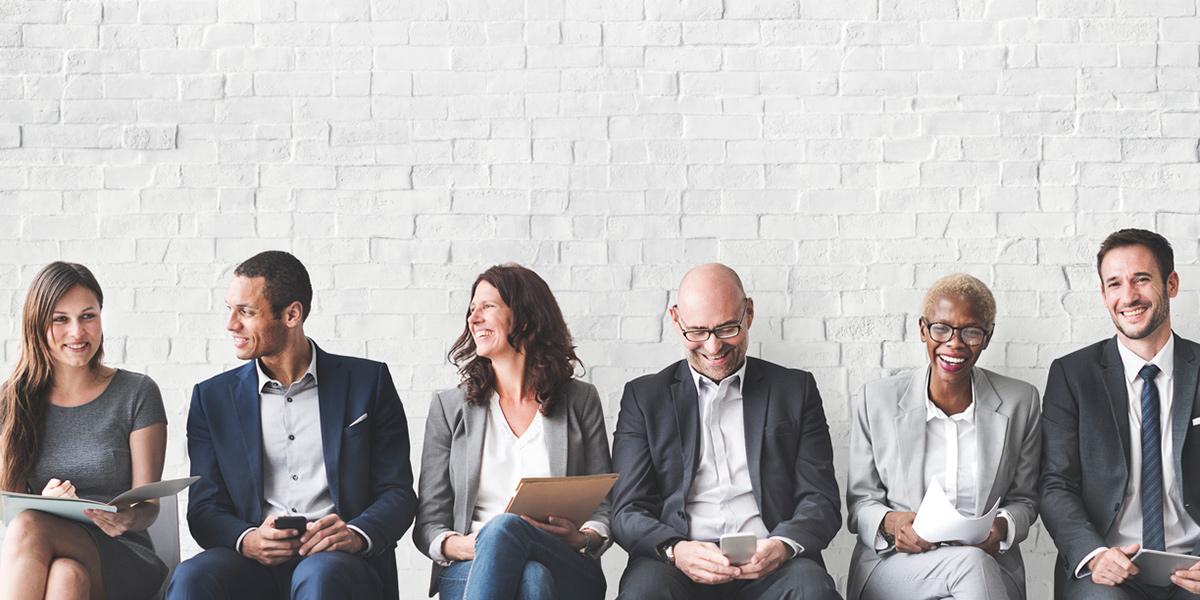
[911,480,1001,545]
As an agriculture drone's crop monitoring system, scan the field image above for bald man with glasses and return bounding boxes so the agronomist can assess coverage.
[610,263,842,600]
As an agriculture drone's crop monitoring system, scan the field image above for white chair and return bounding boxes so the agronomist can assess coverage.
[148,494,182,600]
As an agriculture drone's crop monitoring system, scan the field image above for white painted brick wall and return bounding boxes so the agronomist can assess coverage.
[3,0,1200,597]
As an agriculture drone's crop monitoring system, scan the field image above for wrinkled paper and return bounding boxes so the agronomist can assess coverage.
[911,480,1000,545]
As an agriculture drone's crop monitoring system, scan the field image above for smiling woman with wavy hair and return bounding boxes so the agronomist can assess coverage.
[447,263,582,416]
[415,263,613,600]
[0,261,169,600]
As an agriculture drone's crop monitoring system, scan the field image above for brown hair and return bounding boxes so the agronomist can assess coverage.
[1,262,106,492]
[1097,228,1174,283]
[448,264,581,417]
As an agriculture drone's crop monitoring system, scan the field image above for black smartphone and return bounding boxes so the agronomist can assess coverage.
[273,516,307,537]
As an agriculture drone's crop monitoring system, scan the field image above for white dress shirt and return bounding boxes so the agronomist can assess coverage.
[1076,335,1200,576]
[686,363,801,556]
[923,394,979,516]
[429,395,611,564]
[236,340,371,553]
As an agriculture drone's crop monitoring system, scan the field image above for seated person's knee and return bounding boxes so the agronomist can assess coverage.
[5,510,53,551]
[47,558,90,593]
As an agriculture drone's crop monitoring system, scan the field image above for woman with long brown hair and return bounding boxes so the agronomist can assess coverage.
[414,263,612,600]
[0,262,168,600]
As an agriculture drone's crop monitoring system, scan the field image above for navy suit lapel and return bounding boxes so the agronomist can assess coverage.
[230,362,264,522]
[742,359,766,509]
[1173,336,1199,486]
[315,346,348,509]
[1101,337,1133,471]
[671,361,700,499]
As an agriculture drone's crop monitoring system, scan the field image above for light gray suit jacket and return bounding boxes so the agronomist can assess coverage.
[846,367,1042,600]
[413,379,613,596]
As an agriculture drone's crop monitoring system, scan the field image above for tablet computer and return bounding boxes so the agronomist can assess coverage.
[1131,548,1199,586]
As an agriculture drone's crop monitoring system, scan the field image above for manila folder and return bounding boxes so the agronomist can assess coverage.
[504,474,619,526]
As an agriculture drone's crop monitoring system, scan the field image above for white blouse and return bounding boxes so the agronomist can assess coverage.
[470,398,553,533]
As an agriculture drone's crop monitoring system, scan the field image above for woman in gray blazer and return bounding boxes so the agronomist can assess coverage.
[414,263,612,600]
[846,273,1041,600]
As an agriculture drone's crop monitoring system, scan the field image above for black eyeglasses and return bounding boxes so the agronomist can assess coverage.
[921,318,992,346]
[675,304,748,343]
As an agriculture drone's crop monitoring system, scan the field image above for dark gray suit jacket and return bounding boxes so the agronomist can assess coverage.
[412,379,613,596]
[1040,334,1200,588]
[610,357,841,564]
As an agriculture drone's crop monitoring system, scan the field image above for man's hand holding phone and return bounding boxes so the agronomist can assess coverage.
[242,515,305,566]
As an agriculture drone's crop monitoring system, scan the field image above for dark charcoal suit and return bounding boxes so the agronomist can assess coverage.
[611,357,841,599]
[1041,335,1200,599]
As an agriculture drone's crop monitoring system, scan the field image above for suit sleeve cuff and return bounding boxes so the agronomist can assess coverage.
[346,524,373,555]
[581,520,612,555]
[430,531,457,567]
[997,510,1016,553]
[873,526,892,551]
[770,536,803,559]
[235,527,256,553]
[1076,547,1108,579]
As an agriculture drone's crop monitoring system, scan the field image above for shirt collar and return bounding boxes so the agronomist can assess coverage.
[924,367,977,423]
[1117,332,1175,385]
[256,338,319,393]
[689,360,747,397]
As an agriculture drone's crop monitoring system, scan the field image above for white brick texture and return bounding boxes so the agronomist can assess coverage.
[3,1,1200,598]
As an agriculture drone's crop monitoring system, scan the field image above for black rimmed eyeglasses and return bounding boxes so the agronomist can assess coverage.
[675,303,749,343]
[920,318,993,346]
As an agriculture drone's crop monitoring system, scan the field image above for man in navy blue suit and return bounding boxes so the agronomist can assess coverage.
[168,251,416,600]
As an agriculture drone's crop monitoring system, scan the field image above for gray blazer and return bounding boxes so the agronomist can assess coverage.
[846,367,1042,600]
[413,379,613,596]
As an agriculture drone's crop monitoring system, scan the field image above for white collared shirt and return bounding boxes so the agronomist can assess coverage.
[1076,335,1200,576]
[686,362,802,556]
[923,390,979,516]
[235,340,371,553]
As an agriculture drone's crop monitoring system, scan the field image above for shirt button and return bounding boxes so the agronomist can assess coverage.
[288,435,295,441]
[292,475,298,481]
[291,508,298,513]
[286,397,293,403]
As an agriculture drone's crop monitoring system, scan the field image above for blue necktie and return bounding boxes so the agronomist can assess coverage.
[1140,363,1166,552]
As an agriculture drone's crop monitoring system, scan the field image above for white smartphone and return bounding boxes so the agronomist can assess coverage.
[719,532,757,566]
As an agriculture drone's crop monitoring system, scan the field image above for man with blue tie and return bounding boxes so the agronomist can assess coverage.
[1042,229,1200,599]
[167,251,417,600]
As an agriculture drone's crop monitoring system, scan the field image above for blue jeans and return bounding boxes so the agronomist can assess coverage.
[437,513,606,600]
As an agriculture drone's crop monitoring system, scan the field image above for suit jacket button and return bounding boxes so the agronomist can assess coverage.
[677,510,686,518]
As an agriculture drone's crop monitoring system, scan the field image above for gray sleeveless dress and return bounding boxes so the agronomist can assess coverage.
[28,369,169,600]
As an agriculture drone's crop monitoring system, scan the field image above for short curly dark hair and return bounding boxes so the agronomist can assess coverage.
[234,251,313,322]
